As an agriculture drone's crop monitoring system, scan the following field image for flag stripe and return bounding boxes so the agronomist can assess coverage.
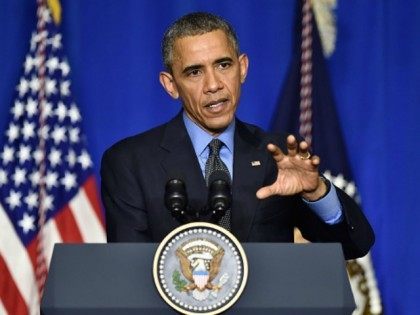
[0,254,28,315]
[26,237,40,282]
[0,299,9,315]
[42,219,62,267]
[54,205,84,243]
[0,204,39,310]
[70,189,106,242]
[83,175,105,227]
[69,184,106,242]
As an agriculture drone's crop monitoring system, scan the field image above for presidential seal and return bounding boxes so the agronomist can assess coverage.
[153,222,248,315]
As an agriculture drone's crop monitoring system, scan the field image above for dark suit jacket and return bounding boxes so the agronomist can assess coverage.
[101,113,374,259]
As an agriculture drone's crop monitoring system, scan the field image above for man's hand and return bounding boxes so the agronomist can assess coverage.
[256,135,327,201]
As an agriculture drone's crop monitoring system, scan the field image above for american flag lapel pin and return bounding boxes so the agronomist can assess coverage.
[251,161,261,166]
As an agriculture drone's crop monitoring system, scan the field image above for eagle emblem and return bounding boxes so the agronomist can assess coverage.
[153,222,248,314]
[174,238,228,301]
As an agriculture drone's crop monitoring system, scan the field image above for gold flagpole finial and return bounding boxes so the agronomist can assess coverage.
[47,0,62,25]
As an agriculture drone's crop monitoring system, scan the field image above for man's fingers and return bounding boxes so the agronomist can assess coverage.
[256,185,275,199]
[268,136,319,167]
[286,135,312,159]
[299,140,309,154]
[287,134,298,156]
[311,155,320,166]
[267,143,285,162]
[297,140,312,160]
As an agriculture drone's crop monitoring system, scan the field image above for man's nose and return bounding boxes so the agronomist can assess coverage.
[204,70,223,93]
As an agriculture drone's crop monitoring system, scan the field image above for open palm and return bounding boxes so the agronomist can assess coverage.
[256,135,326,201]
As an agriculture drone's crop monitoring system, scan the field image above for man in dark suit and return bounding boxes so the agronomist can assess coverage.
[101,12,374,260]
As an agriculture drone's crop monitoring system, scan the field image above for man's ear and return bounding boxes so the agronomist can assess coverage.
[238,53,249,84]
[159,71,179,99]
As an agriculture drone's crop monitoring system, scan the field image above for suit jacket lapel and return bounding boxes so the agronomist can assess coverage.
[231,119,269,241]
[159,113,208,215]
[159,114,270,240]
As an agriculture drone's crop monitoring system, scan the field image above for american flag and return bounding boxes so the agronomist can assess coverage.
[0,2,106,314]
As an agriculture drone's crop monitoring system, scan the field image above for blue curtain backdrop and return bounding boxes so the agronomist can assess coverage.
[1,1,419,313]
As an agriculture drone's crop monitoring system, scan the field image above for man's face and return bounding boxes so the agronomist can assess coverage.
[160,30,248,135]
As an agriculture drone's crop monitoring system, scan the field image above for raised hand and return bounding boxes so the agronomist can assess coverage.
[256,135,327,201]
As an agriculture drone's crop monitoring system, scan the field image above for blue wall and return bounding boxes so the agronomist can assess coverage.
[1,1,419,313]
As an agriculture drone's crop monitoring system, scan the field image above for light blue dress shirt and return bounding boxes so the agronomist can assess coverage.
[182,112,342,225]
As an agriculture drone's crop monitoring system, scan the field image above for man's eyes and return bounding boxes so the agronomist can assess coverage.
[186,62,232,77]
[186,69,201,77]
[218,62,231,69]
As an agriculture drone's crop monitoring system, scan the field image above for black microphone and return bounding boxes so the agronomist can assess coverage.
[165,179,188,222]
[207,170,231,222]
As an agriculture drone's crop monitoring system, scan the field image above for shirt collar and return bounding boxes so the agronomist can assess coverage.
[183,111,235,157]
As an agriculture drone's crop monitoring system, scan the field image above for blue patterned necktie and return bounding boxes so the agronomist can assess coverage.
[205,139,231,230]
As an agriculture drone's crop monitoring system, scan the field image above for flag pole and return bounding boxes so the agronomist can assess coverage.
[35,0,48,299]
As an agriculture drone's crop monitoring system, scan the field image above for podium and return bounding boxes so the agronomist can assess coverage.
[41,243,355,314]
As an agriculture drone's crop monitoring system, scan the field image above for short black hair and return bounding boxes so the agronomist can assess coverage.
[162,12,240,71]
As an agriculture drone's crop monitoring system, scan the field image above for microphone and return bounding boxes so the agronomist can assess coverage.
[165,179,188,222]
[207,170,232,222]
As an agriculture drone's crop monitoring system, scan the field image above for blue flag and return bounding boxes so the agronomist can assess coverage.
[272,2,355,190]
[271,2,382,314]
